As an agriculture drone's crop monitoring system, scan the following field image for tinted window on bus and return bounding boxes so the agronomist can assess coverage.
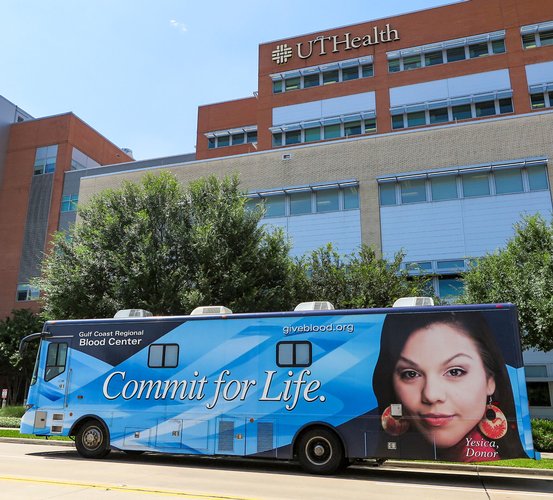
[148,344,179,368]
[277,341,312,367]
[45,343,68,381]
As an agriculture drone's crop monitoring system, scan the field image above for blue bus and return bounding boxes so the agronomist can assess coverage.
[20,301,536,474]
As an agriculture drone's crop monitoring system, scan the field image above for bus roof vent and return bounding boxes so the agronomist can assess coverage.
[392,297,434,308]
[190,306,233,316]
[114,309,153,318]
[294,301,335,312]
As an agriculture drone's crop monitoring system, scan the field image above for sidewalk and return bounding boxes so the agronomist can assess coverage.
[1,431,552,476]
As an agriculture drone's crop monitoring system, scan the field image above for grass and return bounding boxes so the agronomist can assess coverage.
[479,458,553,469]
[0,429,71,441]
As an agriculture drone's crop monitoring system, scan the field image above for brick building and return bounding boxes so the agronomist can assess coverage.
[75,0,553,415]
[0,101,134,319]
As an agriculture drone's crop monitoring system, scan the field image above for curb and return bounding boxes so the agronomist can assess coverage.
[383,459,553,477]
[0,436,74,447]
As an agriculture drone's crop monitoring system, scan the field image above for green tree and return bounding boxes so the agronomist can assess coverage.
[0,309,42,404]
[462,214,553,351]
[295,244,432,309]
[36,172,295,318]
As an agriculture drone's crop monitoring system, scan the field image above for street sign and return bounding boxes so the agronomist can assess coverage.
[1,389,7,399]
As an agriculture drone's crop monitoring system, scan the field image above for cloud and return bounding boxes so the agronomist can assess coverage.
[169,20,187,33]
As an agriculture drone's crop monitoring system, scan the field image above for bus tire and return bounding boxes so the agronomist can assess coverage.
[75,420,111,459]
[297,428,345,475]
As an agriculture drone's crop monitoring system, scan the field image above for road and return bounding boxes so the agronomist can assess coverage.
[0,442,552,499]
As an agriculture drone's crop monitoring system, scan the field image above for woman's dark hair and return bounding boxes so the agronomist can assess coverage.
[373,311,525,458]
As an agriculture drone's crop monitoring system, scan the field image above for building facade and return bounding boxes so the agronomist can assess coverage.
[0,108,135,319]
[79,0,553,416]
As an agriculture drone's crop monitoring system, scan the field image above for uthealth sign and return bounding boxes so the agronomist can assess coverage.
[272,24,400,65]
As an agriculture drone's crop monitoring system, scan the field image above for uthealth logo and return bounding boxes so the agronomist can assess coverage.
[272,25,400,65]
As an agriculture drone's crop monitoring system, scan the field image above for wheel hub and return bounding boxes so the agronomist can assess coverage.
[83,428,102,449]
[313,444,326,457]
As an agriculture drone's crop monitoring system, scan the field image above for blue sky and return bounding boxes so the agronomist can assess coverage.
[1,0,451,160]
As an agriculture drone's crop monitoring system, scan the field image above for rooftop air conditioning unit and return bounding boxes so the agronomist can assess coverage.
[294,301,335,312]
[392,297,434,308]
[190,306,233,316]
[114,309,153,318]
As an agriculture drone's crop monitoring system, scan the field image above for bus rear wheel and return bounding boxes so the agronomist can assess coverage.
[75,420,111,459]
[297,428,345,475]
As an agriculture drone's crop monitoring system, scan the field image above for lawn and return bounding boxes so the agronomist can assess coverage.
[0,429,71,441]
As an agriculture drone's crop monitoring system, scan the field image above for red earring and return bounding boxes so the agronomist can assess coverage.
[478,396,507,439]
[381,405,409,436]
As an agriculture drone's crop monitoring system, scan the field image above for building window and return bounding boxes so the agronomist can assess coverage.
[391,95,513,131]
[61,194,79,212]
[387,30,506,74]
[16,284,40,302]
[528,165,549,191]
[272,114,376,147]
[249,182,359,219]
[316,189,339,212]
[71,147,99,170]
[430,175,458,201]
[527,382,552,407]
[34,145,58,175]
[530,90,553,110]
[494,169,523,195]
[205,127,257,149]
[343,186,360,209]
[438,277,464,301]
[277,341,312,367]
[290,191,312,215]
[264,195,286,217]
[462,172,490,197]
[271,56,374,94]
[379,183,397,206]
[521,21,553,49]
[148,344,179,368]
[400,179,426,204]
[526,365,548,378]
[378,160,547,206]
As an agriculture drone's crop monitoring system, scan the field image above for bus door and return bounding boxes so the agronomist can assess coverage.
[33,338,71,434]
[216,416,246,455]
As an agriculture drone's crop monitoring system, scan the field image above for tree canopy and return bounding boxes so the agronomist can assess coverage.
[462,214,553,352]
[294,244,431,309]
[37,173,295,318]
[0,309,41,405]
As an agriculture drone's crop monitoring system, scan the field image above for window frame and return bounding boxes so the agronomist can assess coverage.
[148,344,179,368]
[276,341,312,368]
[45,342,68,382]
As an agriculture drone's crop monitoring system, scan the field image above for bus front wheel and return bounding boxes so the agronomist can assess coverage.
[75,420,111,459]
[297,428,345,475]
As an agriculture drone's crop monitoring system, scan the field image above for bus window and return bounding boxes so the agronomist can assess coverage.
[277,341,312,367]
[45,343,67,381]
[148,344,179,368]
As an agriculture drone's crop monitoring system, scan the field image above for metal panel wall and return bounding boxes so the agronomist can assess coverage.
[262,210,361,257]
[380,191,552,262]
[18,173,54,283]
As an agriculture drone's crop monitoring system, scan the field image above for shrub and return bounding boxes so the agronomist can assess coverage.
[0,406,25,418]
[532,419,553,452]
[0,416,20,428]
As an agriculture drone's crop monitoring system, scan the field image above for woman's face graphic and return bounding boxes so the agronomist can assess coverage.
[393,323,495,448]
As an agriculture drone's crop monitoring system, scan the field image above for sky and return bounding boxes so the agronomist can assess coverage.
[1,0,452,160]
